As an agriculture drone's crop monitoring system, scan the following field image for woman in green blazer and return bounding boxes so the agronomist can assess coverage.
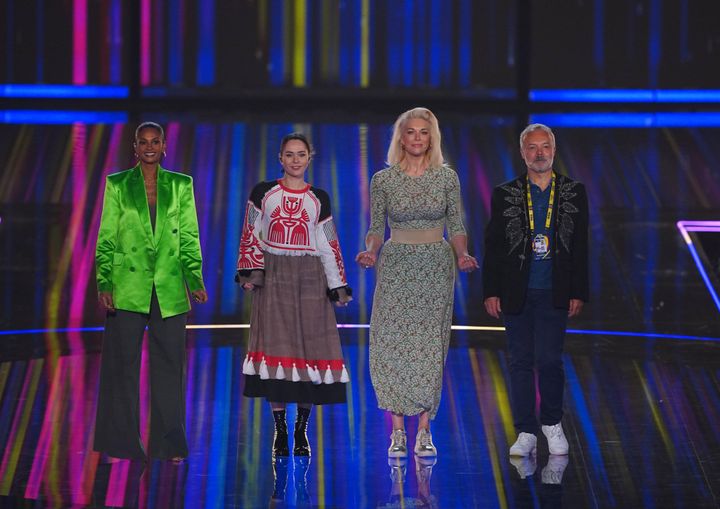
[93,122,207,461]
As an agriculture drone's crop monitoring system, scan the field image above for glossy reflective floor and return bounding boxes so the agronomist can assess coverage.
[1,114,719,508]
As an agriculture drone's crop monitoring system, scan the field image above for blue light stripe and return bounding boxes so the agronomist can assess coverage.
[110,0,122,83]
[0,84,128,98]
[196,0,215,86]
[269,0,284,85]
[648,0,661,88]
[386,3,401,86]
[1,325,718,342]
[565,358,616,505]
[458,0,471,87]
[402,0,413,87]
[0,110,128,124]
[205,347,232,508]
[529,112,720,128]
[168,0,182,85]
[36,0,44,81]
[429,0,442,86]
[221,124,245,314]
[530,89,720,103]
[419,0,430,86]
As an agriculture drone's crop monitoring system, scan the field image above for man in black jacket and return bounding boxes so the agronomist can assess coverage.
[482,123,589,457]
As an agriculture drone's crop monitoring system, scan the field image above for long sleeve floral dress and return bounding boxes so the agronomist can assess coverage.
[367,164,466,418]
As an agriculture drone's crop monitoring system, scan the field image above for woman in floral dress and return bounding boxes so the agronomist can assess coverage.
[356,108,478,458]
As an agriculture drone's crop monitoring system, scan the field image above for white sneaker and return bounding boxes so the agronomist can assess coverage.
[413,428,437,457]
[388,429,408,458]
[509,455,537,479]
[541,455,569,484]
[541,423,569,455]
[509,432,537,456]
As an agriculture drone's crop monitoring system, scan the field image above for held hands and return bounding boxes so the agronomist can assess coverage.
[355,250,377,269]
[484,297,501,319]
[98,291,115,312]
[191,289,208,303]
[457,253,479,273]
[568,298,583,317]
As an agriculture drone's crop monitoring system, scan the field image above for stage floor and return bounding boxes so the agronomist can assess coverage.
[1,113,719,507]
[0,330,719,508]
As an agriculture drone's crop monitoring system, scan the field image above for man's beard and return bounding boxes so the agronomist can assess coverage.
[529,157,553,173]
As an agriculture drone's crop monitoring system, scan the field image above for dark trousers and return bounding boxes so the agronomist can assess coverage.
[504,289,567,435]
[94,289,188,460]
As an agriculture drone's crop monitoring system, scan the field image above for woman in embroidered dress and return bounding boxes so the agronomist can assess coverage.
[356,108,478,458]
[236,133,352,459]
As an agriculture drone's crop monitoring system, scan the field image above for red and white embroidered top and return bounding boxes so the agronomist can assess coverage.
[237,180,348,289]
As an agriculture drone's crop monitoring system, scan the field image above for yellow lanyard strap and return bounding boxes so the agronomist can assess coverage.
[526,173,555,234]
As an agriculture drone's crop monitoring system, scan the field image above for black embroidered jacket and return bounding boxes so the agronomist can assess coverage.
[482,173,589,313]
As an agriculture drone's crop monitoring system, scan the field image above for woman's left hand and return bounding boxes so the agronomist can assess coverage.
[457,254,479,273]
[192,289,208,303]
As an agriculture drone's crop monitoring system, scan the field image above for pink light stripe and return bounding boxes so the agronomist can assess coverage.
[73,0,87,84]
[0,360,38,488]
[67,354,94,505]
[105,461,130,507]
[166,122,181,165]
[469,149,493,216]
[67,125,88,353]
[685,227,720,232]
[69,124,124,336]
[140,0,151,85]
[24,358,68,499]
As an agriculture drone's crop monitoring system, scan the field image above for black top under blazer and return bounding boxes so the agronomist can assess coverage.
[482,173,589,314]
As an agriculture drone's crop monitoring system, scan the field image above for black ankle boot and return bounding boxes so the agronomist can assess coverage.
[293,406,311,456]
[272,410,289,458]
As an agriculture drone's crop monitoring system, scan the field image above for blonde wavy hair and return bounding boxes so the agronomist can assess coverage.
[386,107,445,169]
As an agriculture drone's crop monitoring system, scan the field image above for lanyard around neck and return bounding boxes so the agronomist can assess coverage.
[526,173,555,234]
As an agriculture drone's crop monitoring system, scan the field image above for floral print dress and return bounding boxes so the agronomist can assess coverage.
[367,164,466,418]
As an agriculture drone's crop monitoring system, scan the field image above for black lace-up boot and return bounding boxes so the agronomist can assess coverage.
[293,406,312,456]
[272,410,289,458]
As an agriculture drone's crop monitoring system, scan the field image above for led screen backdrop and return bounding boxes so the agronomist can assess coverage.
[1,0,517,95]
[531,0,720,89]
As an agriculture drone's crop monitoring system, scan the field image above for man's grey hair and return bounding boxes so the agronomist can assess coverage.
[519,123,555,149]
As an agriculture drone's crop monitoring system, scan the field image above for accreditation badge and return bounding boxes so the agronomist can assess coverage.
[532,233,551,260]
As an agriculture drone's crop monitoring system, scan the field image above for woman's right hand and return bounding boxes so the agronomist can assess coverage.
[355,250,377,269]
[98,292,115,312]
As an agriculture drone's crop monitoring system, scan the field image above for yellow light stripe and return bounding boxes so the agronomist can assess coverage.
[50,128,75,203]
[360,0,370,87]
[0,359,44,495]
[0,126,31,201]
[483,350,515,443]
[633,362,675,459]
[293,0,307,87]
[0,363,10,401]
[468,348,508,509]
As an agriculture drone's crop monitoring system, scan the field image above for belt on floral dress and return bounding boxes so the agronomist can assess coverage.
[390,227,444,244]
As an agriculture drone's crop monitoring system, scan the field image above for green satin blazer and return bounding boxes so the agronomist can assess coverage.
[95,165,205,318]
